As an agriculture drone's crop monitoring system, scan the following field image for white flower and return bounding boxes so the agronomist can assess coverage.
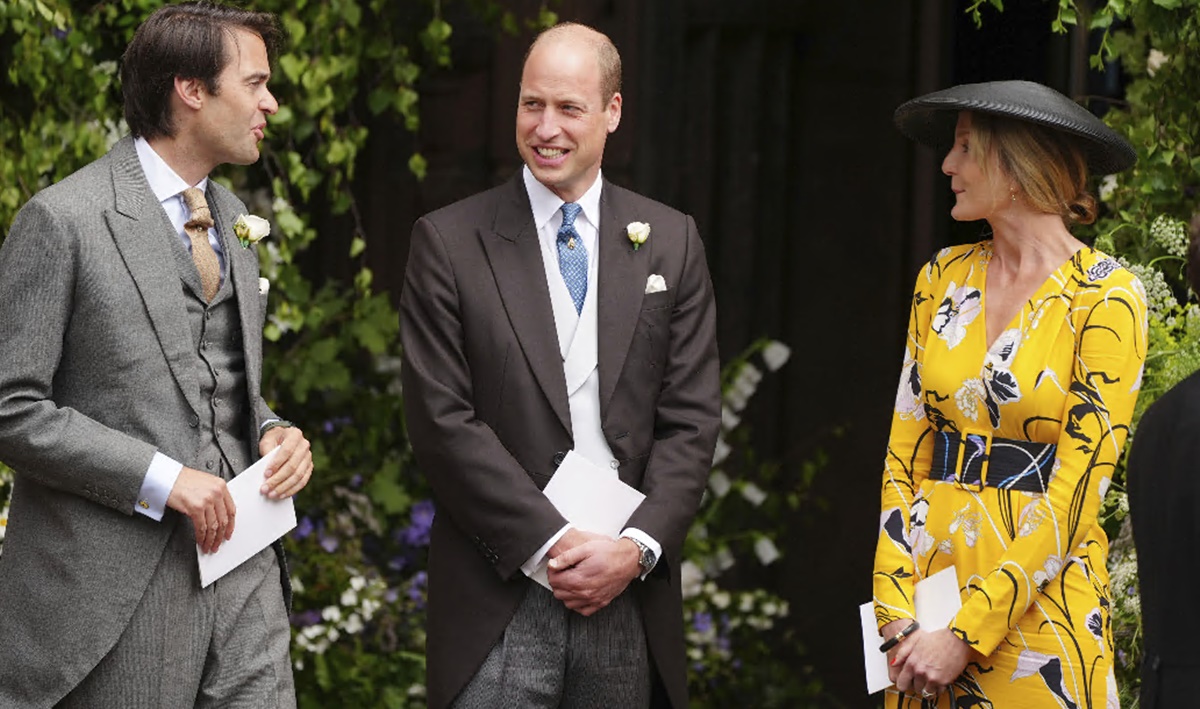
[1098,174,1118,202]
[711,591,731,609]
[1033,554,1064,588]
[715,547,736,571]
[894,351,925,421]
[340,588,358,607]
[680,561,704,599]
[720,406,741,432]
[350,575,367,592]
[931,281,982,350]
[1147,48,1168,76]
[321,605,342,623]
[708,469,731,497]
[761,341,791,371]
[627,221,650,250]
[741,482,767,507]
[754,537,781,565]
[343,613,364,635]
[712,437,731,466]
[233,214,271,248]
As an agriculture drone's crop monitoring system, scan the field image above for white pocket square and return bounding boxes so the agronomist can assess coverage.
[645,274,667,294]
[258,277,270,296]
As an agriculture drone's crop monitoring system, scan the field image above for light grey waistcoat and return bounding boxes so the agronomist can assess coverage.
[170,239,252,477]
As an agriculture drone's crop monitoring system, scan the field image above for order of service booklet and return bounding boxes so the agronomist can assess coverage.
[860,565,962,694]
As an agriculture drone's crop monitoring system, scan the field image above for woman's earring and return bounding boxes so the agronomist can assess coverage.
[1010,189,1017,203]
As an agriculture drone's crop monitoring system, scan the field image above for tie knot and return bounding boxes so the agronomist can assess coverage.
[559,202,582,231]
[181,187,213,230]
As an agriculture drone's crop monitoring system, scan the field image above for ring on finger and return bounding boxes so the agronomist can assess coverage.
[921,688,936,698]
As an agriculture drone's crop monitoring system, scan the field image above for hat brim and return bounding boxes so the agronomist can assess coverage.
[894,80,1136,175]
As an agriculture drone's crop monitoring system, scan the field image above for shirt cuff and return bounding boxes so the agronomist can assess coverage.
[135,452,182,521]
[520,524,572,577]
[620,527,662,579]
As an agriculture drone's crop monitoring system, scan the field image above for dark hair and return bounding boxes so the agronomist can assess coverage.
[121,2,282,139]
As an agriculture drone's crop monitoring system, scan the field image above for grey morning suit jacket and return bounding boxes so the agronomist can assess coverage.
[0,136,278,708]
[400,173,721,709]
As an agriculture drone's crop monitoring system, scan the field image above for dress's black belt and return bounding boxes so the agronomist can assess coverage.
[929,430,1056,492]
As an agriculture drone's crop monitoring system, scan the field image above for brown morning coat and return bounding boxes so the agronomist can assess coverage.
[399,172,721,709]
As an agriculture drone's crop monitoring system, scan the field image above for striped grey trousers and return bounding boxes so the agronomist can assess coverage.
[452,583,651,708]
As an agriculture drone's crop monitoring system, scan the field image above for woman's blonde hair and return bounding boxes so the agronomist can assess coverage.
[968,111,1097,226]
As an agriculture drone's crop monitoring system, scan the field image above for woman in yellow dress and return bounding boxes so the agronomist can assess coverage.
[873,81,1147,707]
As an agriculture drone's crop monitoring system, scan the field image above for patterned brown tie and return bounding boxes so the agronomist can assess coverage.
[181,187,220,302]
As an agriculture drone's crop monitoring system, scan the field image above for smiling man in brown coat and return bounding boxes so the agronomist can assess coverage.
[400,21,720,709]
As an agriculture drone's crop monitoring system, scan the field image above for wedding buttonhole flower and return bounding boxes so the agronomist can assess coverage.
[627,221,650,250]
[233,214,271,248]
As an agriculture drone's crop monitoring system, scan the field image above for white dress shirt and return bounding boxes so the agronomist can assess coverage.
[517,166,662,579]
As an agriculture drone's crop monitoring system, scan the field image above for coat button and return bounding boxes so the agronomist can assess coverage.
[552,451,566,467]
[190,416,199,428]
[610,460,619,470]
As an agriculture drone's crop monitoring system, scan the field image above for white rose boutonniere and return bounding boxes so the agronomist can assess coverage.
[233,214,271,249]
[626,221,650,251]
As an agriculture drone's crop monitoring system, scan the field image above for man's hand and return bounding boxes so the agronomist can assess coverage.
[547,537,641,616]
[167,467,236,554]
[259,425,313,499]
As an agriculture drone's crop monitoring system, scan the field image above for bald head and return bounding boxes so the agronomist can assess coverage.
[525,22,622,104]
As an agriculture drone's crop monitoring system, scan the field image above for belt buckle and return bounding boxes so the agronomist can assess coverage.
[954,429,991,492]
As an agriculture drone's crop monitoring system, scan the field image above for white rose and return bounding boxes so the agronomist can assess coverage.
[1147,48,1168,76]
[754,537,781,566]
[234,213,271,246]
[626,221,650,249]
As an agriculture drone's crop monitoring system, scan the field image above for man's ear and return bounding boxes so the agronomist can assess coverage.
[606,91,622,134]
[174,76,205,110]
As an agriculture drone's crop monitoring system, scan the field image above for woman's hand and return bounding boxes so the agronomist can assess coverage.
[891,627,973,696]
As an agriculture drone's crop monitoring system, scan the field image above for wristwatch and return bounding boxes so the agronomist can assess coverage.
[624,536,656,576]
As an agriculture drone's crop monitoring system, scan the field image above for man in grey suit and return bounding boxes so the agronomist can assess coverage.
[400,22,720,709]
[0,3,313,707]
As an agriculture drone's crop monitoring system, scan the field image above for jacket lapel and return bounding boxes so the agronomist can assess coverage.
[479,175,572,435]
[207,183,265,421]
[103,137,203,419]
[597,181,647,414]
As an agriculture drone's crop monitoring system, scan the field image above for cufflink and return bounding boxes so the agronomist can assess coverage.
[139,500,150,509]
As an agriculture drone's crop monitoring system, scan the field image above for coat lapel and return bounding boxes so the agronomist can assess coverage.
[479,175,572,435]
[103,137,203,419]
[207,183,265,423]
[597,181,647,414]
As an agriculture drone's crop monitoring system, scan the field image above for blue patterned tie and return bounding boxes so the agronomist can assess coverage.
[556,202,587,313]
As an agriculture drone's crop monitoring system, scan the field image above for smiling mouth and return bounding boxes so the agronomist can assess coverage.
[535,147,567,158]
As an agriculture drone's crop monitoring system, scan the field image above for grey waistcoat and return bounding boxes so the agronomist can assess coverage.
[171,239,252,477]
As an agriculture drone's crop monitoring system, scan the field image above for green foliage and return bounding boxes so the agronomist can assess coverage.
[684,340,828,706]
[968,0,1200,702]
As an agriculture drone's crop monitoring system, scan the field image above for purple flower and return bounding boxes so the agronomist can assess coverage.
[387,555,408,572]
[52,28,69,40]
[402,500,436,547]
[385,588,399,603]
[290,609,322,627]
[407,571,428,606]
[323,420,335,434]
[293,516,315,540]
[319,533,339,553]
[350,474,363,488]
[1117,649,1128,667]
[692,612,713,634]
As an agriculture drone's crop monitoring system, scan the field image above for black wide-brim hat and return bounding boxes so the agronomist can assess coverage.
[894,80,1136,175]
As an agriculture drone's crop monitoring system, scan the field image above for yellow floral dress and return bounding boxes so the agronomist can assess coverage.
[873,242,1147,708]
